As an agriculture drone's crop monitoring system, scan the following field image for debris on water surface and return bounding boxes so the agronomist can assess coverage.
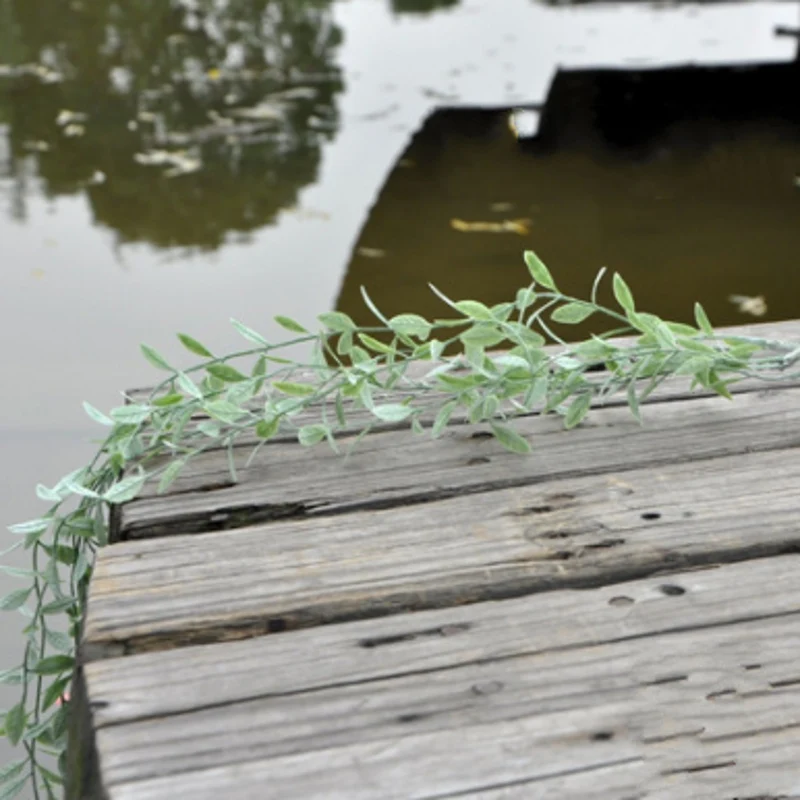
[357,247,386,258]
[134,149,201,178]
[56,109,88,127]
[450,218,530,235]
[729,294,767,317]
[63,124,85,137]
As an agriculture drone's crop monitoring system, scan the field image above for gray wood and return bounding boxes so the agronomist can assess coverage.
[84,557,800,799]
[117,380,800,540]
[84,442,800,655]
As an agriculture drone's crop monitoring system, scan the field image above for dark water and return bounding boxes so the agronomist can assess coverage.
[1,0,799,777]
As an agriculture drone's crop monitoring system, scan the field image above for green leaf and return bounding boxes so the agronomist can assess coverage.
[206,364,247,383]
[454,300,494,321]
[0,759,26,784]
[157,459,186,494]
[176,372,203,399]
[694,302,714,336]
[358,333,394,354]
[298,425,328,447]
[255,418,280,440]
[0,669,24,686]
[551,303,595,324]
[3,703,26,746]
[152,393,183,407]
[612,273,635,313]
[82,402,113,426]
[459,326,506,349]
[523,376,549,409]
[35,484,62,502]
[515,286,537,311]
[0,775,27,800]
[627,382,642,424]
[41,598,77,615]
[109,404,152,425]
[44,629,73,653]
[489,422,531,454]
[564,393,592,429]
[432,400,458,438]
[0,588,32,612]
[230,318,269,346]
[388,314,432,340]
[140,344,172,371]
[177,333,213,358]
[273,381,316,397]
[274,315,308,334]
[336,331,353,356]
[32,655,74,676]
[203,400,248,424]
[103,472,147,504]
[7,518,50,536]
[524,251,556,291]
[371,404,413,423]
[318,311,355,333]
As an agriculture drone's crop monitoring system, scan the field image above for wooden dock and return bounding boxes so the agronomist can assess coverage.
[70,320,800,799]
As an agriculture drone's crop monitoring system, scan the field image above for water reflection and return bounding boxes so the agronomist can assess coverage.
[0,0,343,249]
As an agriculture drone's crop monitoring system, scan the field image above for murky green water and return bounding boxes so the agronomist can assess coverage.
[1,0,799,777]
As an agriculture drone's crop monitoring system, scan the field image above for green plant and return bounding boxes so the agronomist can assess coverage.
[2,251,799,797]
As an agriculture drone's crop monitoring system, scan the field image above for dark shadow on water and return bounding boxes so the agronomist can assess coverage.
[0,0,344,250]
[337,59,800,336]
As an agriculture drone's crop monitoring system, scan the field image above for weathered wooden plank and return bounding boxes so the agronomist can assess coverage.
[83,555,800,723]
[84,557,800,799]
[117,382,800,540]
[84,443,800,655]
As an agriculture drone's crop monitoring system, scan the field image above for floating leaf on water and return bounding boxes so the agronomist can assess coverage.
[729,294,767,317]
[357,247,386,259]
[450,218,530,235]
[63,124,85,138]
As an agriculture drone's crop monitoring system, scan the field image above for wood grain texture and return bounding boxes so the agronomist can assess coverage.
[85,557,800,799]
[84,441,800,656]
[117,381,800,540]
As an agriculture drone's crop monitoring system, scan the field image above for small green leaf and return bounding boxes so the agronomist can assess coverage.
[35,484,62,502]
[203,400,248,424]
[230,318,269,346]
[336,331,353,356]
[103,472,147,504]
[523,376,549,409]
[459,324,506,348]
[454,300,494,321]
[0,588,32,612]
[7,518,49,536]
[515,286,537,310]
[0,669,23,686]
[551,303,595,324]
[524,251,556,291]
[157,459,186,494]
[41,597,77,615]
[3,703,26,746]
[82,402,114,426]
[273,381,316,397]
[206,364,247,383]
[152,393,184,407]
[298,425,328,447]
[371,404,413,423]
[564,393,592,429]
[489,422,531,454]
[0,759,26,784]
[140,344,172,371]
[612,273,635,313]
[318,311,355,333]
[358,333,394,354]
[388,313,432,340]
[694,302,714,336]
[177,333,213,358]
[274,315,308,334]
[109,404,152,425]
[176,372,203,399]
[32,655,74,676]
[0,775,27,800]
[627,382,641,424]
[432,400,458,438]
[44,629,73,653]
[256,418,280,440]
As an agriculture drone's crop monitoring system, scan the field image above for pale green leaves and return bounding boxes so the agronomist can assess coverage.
[551,302,594,325]
[102,471,147,504]
[389,314,432,340]
[694,302,714,336]
[490,422,531,454]
[612,273,635,313]
[178,333,213,358]
[371,404,413,423]
[524,250,556,291]
[274,315,308,334]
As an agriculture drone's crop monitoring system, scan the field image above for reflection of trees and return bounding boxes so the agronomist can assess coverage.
[390,0,460,14]
[0,0,343,249]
